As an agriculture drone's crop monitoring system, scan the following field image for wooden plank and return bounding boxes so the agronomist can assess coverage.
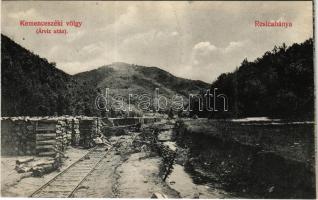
[38,151,56,157]
[36,133,56,141]
[36,127,56,131]
[36,121,57,131]
[36,145,55,150]
[35,130,56,134]
[16,157,34,165]
[36,140,56,145]
[32,160,55,167]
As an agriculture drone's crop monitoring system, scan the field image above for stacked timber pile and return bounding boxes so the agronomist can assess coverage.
[36,118,73,157]
[1,118,36,156]
[1,119,13,155]
[72,118,80,146]
[1,116,103,157]
[35,120,57,157]
[65,118,73,146]
[79,118,100,148]
[55,119,67,153]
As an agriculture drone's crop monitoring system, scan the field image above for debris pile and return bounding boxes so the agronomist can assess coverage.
[138,126,177,181]
[157,143,177,181]
[102,126,129,136]
[15,156,61,177]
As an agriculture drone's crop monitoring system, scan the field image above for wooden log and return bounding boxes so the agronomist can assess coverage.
[16,157,34,165]
[38,151,56,157]
[36,121,56,131]
[36,145,55,151]
[151,192,168,199]
[35,130,55,134]
[32,164,56,177]
[36,133,56,141]
[32,160,55,168]
[15,165,32,173]
[36,140,56,145]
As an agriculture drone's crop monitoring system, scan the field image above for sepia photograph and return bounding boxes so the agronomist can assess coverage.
[1,1,315,198]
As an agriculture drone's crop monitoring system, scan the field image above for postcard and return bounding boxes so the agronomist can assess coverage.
[1,1,315,198]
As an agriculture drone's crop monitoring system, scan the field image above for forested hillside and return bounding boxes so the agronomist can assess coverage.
[192,39,314,120]
[1,34,98,116]
[74,62,208,106]
[1,35,208,117]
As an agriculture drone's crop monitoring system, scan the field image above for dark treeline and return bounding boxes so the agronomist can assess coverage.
[191,39,314,120]
[1,34,99,116]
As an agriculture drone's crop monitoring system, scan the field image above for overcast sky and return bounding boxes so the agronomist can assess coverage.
[2,1,313,83]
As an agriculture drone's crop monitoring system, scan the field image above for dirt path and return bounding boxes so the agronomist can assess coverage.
[1,147,89,197]
[116,152,179,198]
[71,149,122,197]
[72,135,179,198]
[2,130,238,198]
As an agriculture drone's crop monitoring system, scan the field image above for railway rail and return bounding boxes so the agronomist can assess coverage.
[30,145,113,198]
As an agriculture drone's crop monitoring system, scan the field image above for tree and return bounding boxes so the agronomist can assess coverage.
[191,38,314,120]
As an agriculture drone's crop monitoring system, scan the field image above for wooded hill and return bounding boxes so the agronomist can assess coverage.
[191,39,314,120]
[1,35,209,117]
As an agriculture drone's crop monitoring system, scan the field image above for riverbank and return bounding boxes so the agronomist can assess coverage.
[173,118,315,198]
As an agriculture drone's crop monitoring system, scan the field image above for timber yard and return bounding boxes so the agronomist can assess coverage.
[0,115,315,198]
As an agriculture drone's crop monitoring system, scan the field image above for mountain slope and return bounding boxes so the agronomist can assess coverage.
[1,34,98,116]
[2,34,70,116]
[1,35,209,117]
[74,62,209,116]
[74,62,209,100]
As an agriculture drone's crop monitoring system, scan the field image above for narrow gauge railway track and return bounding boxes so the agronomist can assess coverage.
[30,145,114,198]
